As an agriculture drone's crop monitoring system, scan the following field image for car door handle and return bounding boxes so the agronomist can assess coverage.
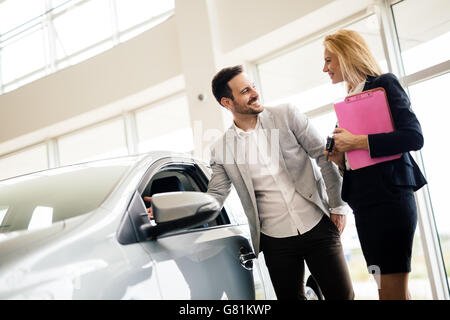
[239,250,256,271]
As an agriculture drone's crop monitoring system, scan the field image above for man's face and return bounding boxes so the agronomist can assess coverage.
[222,73,263,115]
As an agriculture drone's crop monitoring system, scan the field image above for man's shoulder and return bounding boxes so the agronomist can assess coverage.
[263,103,295,119]
[264,103,293,112]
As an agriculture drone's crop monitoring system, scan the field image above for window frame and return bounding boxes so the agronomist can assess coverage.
[387,0,450,299]
[118,157,232,245]
[0,0,175,94]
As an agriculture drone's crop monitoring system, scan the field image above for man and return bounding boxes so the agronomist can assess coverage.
[206,65,354,300]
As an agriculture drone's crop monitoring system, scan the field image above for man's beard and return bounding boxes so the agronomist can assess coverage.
[234,98,263,115]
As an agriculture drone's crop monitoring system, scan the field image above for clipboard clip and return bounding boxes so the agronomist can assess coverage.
[346,92,373,103]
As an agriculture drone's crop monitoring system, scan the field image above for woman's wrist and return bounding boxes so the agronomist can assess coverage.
[354,135,369,150]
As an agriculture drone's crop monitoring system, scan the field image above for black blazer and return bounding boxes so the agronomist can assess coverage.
[341,73,427,209]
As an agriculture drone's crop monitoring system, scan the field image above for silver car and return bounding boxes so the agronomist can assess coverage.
[0,152,322,300]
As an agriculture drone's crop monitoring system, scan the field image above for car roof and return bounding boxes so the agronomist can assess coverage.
[0,151,206,183]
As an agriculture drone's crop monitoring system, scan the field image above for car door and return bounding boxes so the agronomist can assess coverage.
[136,157,257,299]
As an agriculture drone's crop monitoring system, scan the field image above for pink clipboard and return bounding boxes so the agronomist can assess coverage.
[333,87,401,170]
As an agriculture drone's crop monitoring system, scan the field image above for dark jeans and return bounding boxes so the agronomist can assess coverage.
[260,215,354,300]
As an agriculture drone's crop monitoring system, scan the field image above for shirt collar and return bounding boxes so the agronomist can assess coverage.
[233,116,261,138]
[349,81,366,95]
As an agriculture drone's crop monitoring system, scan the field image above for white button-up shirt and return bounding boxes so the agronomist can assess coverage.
[233,117,331,237]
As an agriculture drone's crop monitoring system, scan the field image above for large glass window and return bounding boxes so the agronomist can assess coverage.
[135,95,194,154]
[53,0,112,61]
[0,0,175,93]
[258,15,387,111]
[115,0,174,42]
[58,118,128,166]
[0,144,48,181]
[115,0,174,33]
[392,0,450,75]
[391,0,450,298]
[0,0,45,35]
[408,73,450,289]
[0,0,47,89]
[1,26,46,84]
[51,0,74,9]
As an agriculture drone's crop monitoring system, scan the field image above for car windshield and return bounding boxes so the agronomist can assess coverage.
[0,158,135,234]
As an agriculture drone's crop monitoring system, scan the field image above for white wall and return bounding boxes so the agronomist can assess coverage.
[209,0,334,54]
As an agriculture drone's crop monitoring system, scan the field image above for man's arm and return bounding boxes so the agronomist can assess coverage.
[206,154,232,208]
[287,104,346,209]
[144,158,232,220]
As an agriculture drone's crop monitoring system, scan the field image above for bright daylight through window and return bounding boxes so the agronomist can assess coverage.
[0,0,174,93]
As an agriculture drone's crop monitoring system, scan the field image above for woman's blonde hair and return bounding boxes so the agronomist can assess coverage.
[323,29,382,92]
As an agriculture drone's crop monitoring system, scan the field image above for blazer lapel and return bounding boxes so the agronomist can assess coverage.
[225,127,257,209]
[259,110,289,174]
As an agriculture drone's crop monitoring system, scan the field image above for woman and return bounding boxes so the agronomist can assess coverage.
[322,29,427,300]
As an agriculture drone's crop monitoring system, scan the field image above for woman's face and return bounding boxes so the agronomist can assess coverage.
[323,48,344,84]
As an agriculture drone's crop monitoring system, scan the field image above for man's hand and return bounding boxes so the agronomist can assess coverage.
[330,213,346,235]
[143,196,153,219]
[324,149,345,170]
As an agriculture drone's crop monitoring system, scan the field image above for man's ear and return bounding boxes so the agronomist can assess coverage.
[220,97,233,111]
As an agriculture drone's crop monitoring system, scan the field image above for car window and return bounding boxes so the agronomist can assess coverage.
[142,164,230,228]
[0,159,133,234]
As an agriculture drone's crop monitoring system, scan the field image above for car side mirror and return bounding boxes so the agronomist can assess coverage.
[140,191,220,239]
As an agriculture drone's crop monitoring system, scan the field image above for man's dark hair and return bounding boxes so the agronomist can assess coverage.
[211,65,243,106]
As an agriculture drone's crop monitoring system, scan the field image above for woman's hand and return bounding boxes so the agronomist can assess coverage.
[333,128,369,152]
